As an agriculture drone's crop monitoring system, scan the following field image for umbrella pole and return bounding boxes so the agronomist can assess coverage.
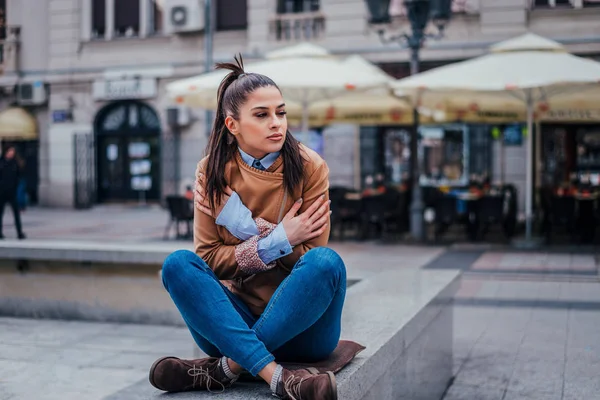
[301,94,309,138]
[500,136,505,185]
[525,92,534,241]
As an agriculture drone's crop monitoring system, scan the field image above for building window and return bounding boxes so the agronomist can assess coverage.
[149,0,164,34]
[533,0,572,8]
[420,126,469,187]
[92,0,106,38]
[216,0,247,31]
[114,0,140,38]
[277,0,320,14]
[271,0,324,41]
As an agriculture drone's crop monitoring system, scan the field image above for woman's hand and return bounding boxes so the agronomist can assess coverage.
[195,174,233,218]
[282,195,331,247]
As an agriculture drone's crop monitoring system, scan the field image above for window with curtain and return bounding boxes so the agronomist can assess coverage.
[277,0,320,13]
[92,0,106,38]
[114,0,140,37]
[216,0,247,30]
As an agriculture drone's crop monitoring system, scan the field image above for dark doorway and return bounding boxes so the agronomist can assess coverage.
[94,101,161,203]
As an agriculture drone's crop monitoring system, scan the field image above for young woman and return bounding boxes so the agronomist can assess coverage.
[149,57,345,400]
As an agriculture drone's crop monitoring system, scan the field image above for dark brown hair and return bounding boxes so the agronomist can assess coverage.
[204,55,304,212]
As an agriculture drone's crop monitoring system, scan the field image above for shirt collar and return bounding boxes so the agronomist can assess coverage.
[238,147,280,170]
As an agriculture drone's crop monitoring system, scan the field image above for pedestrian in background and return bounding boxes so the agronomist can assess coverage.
[0,145,26,239]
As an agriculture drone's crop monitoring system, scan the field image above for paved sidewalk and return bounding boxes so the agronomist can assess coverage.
[0,205,170,242]
[437,251,600,400]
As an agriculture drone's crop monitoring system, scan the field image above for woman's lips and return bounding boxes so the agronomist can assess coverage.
[267,134,283,141]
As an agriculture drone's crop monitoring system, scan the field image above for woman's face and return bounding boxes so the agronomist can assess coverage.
[225,86,287,160]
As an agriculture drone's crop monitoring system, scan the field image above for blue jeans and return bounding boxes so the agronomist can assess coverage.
[161,247,346,376]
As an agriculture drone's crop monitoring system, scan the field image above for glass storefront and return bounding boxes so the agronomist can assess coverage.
[360,123,494,190]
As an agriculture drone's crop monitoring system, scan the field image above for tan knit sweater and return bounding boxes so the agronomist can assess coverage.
[194,144,330,315]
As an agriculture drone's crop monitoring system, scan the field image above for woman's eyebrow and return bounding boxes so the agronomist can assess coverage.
[251,103,286,111]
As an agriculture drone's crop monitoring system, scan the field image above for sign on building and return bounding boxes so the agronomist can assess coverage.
[92,78,157,101]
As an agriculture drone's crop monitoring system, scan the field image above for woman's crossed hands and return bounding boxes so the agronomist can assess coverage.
[282,195,330,247]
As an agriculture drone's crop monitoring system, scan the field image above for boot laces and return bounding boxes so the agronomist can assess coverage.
[282,373,308,400]
[187,365,227,393]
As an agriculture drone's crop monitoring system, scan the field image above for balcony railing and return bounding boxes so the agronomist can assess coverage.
[0,26,21,74]
[390,0,480,17]
[532,0,600,8]
[269,11,326,42]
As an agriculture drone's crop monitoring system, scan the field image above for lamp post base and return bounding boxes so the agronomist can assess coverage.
[410,185,424,241]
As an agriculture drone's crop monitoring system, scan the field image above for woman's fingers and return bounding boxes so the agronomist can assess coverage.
[311,214,329,231]
[195,201,214,217]
[308,200,331,225]
[303,195,325,218]
[284,199,303,220]
[307,224,328,240]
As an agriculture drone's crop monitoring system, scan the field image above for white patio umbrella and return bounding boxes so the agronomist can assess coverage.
[306,55,413,125]
[167,43,390,133]
[392,33,600,242]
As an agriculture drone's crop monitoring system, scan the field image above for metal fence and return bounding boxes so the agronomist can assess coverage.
[73,132,96,209]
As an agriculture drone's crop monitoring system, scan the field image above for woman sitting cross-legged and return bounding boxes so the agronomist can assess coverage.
[149,56,346,400]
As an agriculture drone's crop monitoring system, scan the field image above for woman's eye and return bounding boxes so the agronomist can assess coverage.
[255,113,266,118]
[278,111,287,116]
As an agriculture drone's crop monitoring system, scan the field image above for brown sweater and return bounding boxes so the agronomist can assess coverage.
[194,144,330,316]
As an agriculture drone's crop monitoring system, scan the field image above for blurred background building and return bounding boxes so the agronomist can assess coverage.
[0,0,599,212]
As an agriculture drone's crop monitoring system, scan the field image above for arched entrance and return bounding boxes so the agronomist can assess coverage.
[94,101,161,202]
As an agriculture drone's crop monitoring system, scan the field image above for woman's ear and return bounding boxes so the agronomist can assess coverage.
[224,116,239,136]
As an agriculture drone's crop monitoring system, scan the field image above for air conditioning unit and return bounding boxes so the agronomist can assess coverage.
[16,82,48,106]
[165,0,205,34]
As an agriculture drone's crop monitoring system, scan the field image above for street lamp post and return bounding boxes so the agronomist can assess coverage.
[364,0,452,241]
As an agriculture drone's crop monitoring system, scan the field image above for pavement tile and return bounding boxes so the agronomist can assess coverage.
[76,334,192,354]
[506,358,564,396]
[502,390,562,400]
[0,343,112,367]
[443,383,504,400]
[453,349,516,389]
[563,361,600,400]
[90,351,188,371]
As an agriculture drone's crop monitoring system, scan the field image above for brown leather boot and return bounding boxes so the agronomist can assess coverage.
[276,368,337,400]
[149,356,236,393]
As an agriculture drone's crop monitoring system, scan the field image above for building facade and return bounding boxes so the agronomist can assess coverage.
[0,0,599,210]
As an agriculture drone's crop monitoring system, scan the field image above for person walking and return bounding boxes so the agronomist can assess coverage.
[149,57,346,399]
[0,145,26,239]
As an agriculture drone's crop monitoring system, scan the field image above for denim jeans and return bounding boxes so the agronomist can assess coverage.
[161,247,347,376]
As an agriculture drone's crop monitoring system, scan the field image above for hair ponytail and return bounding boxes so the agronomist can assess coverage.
[204,54,305,213]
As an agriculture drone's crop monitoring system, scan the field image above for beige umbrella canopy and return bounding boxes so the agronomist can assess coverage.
[393,33,600,241]
[305,55,413,126]
[167,43,390,132]
[417,87,600,124]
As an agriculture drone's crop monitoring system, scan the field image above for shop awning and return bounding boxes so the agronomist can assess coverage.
[0,107,38,140]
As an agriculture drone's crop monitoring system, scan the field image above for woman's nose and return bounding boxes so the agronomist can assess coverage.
[269,115,281,128]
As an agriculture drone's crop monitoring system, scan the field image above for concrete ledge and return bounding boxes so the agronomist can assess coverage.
[0,240,183,264]
[105,268,460,400]
[0,240,460,399]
